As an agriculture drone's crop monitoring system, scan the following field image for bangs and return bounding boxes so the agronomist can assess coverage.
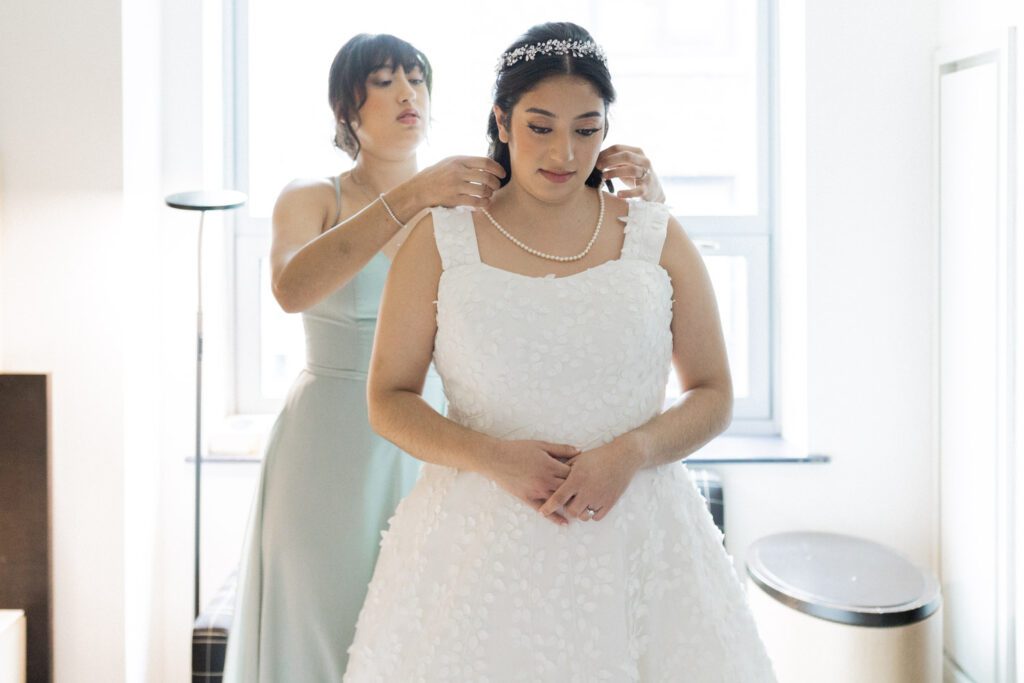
[353,35,431,85]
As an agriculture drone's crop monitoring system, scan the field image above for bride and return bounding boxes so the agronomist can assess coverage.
[344,21,777,682]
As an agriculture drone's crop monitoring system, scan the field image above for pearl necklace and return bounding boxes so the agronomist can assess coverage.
[481,191,605,262]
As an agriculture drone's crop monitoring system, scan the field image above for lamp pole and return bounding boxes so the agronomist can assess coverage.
[164,190,247,618]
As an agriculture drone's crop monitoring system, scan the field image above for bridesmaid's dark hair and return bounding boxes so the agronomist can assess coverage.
[328,34,433,159]
[488,23,616,188]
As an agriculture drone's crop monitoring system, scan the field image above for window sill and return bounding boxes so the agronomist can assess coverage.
[191,413,277,463]
[190,419,829,467]
[686,436,830,465]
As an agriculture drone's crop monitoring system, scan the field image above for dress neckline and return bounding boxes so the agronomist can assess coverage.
[472,258,624,282]
[468,195,636,281]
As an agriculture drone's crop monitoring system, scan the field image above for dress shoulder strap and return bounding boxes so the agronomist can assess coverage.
[619,199,671,265]
[431,206,481,270]
[332,174,342,226]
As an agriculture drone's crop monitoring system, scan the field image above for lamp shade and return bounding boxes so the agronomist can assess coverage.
[165,190,247,212]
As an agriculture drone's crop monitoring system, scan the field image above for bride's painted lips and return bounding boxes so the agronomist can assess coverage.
[539,169,576,183]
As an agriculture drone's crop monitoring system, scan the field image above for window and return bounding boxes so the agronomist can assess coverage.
[229,0,777,432]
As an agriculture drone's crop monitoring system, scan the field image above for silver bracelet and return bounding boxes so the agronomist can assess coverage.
[378,193,404,228]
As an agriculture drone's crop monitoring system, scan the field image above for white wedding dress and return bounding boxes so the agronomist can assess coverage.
[344,198,777,682]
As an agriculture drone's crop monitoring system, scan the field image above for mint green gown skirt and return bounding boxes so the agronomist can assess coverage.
[223,252,444,682]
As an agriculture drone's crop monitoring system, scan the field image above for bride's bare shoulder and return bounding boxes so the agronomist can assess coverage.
[392,211,441,271]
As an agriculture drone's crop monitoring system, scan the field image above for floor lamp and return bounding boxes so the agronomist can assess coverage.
[164,190,247,617]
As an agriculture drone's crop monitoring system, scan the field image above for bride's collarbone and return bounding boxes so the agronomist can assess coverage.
[472,214,627,278]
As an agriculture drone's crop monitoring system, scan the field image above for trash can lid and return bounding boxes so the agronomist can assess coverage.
[746,531,941,627]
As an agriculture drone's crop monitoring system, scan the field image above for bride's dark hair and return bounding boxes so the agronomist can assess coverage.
[487,23,616,188]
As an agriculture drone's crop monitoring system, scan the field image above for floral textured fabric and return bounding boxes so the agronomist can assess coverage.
[344,198,777,682]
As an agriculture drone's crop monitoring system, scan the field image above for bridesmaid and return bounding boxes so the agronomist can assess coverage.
[222,32,666,682]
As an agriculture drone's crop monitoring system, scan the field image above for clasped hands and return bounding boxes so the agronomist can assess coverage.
[484,437,645,526]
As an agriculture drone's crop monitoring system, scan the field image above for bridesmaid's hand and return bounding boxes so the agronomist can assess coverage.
[597,144,666,203]
[484,440,579,526]
[538,436,644,523]
[411,156,506,210]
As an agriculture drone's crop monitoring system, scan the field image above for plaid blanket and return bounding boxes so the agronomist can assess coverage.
[192,572,236,682]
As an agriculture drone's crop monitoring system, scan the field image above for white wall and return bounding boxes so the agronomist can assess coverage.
[938,0,1021,45]
[0,1,128,681]
[719,0,939,579]
[122,0,168,678]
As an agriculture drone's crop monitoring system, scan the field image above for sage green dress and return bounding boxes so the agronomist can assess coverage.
[223,177,444,682]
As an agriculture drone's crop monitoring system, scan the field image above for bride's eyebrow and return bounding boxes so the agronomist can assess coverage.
[525,107,604,119]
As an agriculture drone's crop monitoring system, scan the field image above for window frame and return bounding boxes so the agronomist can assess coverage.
[225,0,781,432]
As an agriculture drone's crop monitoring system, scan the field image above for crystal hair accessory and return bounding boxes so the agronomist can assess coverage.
[496,39,607,72]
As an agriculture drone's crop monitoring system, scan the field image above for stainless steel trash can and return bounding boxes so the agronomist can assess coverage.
[746,532,942,683]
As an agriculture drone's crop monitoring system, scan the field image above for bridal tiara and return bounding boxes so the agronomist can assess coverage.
[495,39,608,73]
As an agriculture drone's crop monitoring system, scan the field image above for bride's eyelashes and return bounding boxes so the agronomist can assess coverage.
[526,124,602,137]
